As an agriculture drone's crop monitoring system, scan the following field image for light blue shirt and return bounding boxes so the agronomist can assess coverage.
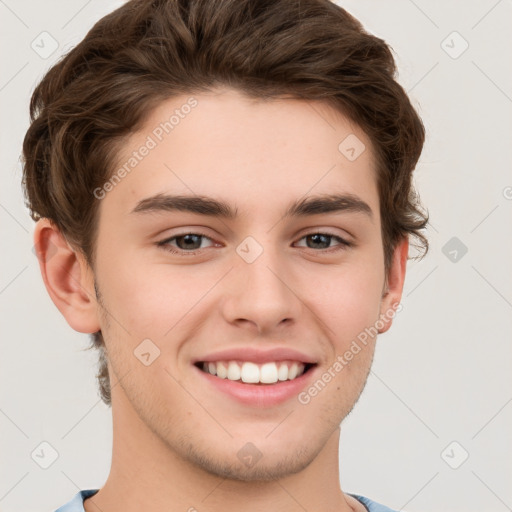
[55,489,400,511]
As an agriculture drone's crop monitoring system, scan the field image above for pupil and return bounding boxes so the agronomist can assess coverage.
[309,234,329,249]
[179,234,201,250]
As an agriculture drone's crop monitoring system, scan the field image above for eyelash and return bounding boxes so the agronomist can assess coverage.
[156,231,352,256]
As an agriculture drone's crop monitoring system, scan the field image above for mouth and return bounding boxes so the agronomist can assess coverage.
[194,360,317,385]
[192,348,320,406]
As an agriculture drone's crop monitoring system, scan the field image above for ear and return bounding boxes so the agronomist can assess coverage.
[378,237,408,334]
[33,218,100,333]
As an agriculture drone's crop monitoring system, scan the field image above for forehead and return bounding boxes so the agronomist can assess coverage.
[103,88,379,222]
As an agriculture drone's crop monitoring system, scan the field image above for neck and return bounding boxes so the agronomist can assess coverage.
[84,387,357,512]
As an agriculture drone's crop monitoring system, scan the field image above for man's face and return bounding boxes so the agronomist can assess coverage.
[92,87,397,480]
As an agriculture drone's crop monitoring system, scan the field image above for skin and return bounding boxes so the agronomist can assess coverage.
[35,87,408,512]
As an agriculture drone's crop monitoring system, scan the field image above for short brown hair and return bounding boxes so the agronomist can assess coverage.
[22,0,429,406]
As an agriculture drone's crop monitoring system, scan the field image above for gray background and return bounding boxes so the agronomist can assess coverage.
[1,1,511,511]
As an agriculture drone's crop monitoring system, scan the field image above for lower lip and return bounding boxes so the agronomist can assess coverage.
[193,364,317,407]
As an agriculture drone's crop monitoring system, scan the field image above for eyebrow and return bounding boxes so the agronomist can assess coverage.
[131,192,373,220]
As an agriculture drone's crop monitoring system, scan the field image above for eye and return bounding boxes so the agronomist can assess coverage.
[157,232,215,255]
[156,231,352,256]
[294,232,352,252]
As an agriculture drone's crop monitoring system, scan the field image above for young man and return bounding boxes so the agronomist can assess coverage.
[22,0,428,511]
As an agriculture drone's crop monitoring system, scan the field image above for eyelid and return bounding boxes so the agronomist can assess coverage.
[297,227,352,241]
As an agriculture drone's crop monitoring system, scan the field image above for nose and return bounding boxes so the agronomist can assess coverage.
[221,244,303,335]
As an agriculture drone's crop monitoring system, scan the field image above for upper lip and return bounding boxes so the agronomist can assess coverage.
[193,347,318,365]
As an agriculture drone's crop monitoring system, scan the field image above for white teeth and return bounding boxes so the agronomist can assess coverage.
[277,363,288,381]
[216,361,228,379]
[241,362,260,383]
[227,361,241,381]
[200,360,307,384]
[260,362,278,384]
[288,362,298,380]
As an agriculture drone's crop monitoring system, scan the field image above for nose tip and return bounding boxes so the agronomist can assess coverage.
[223,251,301,334]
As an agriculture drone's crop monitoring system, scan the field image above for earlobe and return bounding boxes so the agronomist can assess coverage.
[33,218,100,333]
[378,237,409,334]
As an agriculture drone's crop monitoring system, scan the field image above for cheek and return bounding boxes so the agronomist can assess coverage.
[97,235,385,346]
[98,256,217,338]
[303,262,384,341]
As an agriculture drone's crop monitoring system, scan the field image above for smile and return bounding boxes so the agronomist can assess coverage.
[196,360,315,384]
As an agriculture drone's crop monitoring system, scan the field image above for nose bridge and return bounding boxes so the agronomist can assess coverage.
[225,233,301,332]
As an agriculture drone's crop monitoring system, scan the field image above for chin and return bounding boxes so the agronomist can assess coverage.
[181,439,318,482]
